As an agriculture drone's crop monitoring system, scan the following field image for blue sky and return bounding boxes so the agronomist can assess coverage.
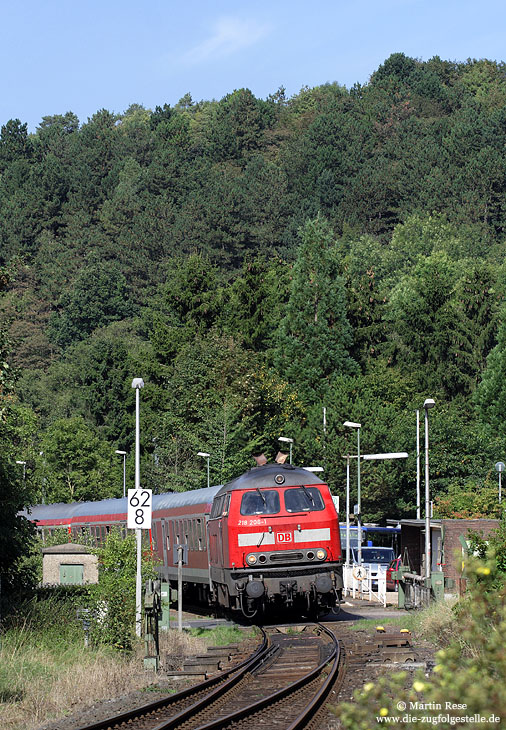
[1,0,505,131]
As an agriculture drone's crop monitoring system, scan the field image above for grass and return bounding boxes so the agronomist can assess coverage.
[188,625,253,646]
[349,597,458,644]
[0,601,251,730]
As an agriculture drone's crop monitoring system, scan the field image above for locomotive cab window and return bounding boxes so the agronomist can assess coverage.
[222,494,231,516]
[210,495,224,519]
[240,490,280,515]
[284,487,325,512]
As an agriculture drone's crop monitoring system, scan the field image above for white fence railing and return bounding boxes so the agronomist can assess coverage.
[343,564,387,607]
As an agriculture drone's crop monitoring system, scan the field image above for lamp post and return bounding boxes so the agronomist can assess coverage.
[131,377,144,638]
[416,410,421,519]
[115,450,127,498]
[495,462,505,504]
[197,452,210,488]
[343,421,361,564]
[16,460,26,482]
[342,454,351,566]
[278,436,294,464]
[424,398,435,580]
[39,451,46,504]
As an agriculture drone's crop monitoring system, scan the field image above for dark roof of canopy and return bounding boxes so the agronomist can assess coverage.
[215,463,324,497]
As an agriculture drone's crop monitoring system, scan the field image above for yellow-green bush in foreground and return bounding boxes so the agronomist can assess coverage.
[335,556,506,729]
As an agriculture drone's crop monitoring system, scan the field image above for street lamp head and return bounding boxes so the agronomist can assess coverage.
[131,378,145,389]
[363,452,409,461]
[423,398,435,410]
[115,450,127,456]
[16,460,26,465]
[197,451,210,458]
[278,436,294,444]
[343,421,361,429]
[302,466,324,472]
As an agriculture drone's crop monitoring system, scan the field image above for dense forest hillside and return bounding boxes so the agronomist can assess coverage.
[2,52,506,531]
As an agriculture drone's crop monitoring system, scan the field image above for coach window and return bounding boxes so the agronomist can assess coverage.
[240,490,280,516]
[284,487,325,513]
[197,517,204,550]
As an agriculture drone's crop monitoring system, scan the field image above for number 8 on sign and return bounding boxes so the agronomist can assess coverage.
[127,489,152,529]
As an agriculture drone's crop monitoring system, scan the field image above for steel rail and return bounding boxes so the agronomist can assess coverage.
[159,623,341,730]
[73,628,269,730]
[286,624,345,730]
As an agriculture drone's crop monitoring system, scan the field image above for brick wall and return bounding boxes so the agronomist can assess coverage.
[442,519,500,582]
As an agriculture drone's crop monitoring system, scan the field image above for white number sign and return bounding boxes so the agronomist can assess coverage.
[127,488,152,529]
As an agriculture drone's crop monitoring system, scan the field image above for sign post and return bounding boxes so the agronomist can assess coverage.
[173,544,188,631]
[128,487,152,638]
[127,489,152,530]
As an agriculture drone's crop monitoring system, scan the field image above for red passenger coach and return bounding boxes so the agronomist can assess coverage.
[23,462,343,618]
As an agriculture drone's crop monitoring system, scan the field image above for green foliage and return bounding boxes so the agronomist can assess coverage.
[385,251,487,397]
[90,530,156,651]
[48,261,135,349]
[335,553,506,728]
[274,216,357,401]
[3,53,506,542]
[434,481,501,519]
[39,416,117,502]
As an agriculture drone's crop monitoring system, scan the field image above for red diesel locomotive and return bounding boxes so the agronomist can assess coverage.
[25,461,343,617]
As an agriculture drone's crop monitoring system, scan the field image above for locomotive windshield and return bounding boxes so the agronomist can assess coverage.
[240,490,280,515]
[284,487,325,512]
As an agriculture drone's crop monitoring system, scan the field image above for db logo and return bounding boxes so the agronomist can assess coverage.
[277,532,292,543]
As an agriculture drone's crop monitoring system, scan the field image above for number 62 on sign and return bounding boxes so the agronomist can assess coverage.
[127,489,152,529]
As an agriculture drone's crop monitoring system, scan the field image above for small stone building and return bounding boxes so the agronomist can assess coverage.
[42,543,98,585]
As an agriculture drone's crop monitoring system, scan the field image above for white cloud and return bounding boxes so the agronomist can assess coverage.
[182,16,272,65]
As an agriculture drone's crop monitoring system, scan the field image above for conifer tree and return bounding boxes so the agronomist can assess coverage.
[273,216,357,402]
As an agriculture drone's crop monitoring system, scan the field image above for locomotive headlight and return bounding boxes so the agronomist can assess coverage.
[246,553,257,565]
[316,548,327,560]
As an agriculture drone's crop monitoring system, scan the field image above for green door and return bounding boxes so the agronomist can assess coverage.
[60,564,84,584]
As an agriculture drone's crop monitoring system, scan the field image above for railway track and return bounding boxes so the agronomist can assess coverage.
[73,623,345,730]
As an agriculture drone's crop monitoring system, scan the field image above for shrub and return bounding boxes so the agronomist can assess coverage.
[334,556,506,728]
[88,530,157,652]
